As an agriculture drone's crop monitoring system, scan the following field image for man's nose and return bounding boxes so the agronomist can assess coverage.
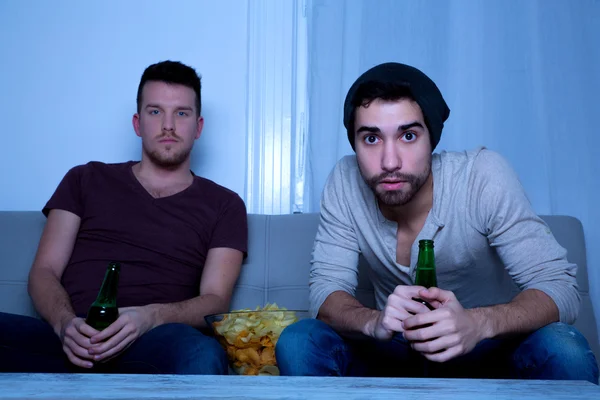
[162,114,175,131]
[381,143,401,171]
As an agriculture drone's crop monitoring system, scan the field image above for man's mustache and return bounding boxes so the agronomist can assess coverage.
[158,132,180,140]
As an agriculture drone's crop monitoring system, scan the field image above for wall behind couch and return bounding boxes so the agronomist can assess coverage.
[0,0,249,210]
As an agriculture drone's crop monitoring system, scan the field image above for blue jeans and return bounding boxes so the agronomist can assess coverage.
[276,319,599,384]
[0,311,228,374]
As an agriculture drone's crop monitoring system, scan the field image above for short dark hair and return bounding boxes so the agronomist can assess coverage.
[136,60,202,116]
[347,80,417,141]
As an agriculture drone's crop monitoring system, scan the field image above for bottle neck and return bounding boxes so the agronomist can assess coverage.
[417,247,435,269]
[95,264,120,306]
[415,244,436,288]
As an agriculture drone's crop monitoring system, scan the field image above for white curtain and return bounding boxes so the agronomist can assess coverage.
[303,0,600,335]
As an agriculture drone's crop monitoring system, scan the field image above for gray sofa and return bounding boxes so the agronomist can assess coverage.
[0,211,598,362]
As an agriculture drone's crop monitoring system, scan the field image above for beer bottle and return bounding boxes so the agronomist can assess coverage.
[85,261,120,330]
[412,239,437,310]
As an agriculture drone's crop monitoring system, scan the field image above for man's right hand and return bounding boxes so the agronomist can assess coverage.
[57,316,100,368]
[369,285,437,340]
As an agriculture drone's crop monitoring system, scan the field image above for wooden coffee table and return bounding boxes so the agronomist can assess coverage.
[0,373,597,399]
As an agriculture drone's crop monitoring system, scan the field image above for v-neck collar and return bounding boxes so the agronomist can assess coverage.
[127,162,196,201]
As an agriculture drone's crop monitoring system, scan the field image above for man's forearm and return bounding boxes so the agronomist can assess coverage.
[28,268,76,336]
[317,291,379,338]
[144,293,230,330]
[471,289,559,340]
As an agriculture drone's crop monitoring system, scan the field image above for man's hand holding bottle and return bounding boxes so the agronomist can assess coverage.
[402,287,485,363]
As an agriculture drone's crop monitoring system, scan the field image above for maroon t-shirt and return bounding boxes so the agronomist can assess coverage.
[43,161,248,317]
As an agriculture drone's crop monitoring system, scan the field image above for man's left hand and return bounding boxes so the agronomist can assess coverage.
[402,287,484,362]
[87,306,156,362]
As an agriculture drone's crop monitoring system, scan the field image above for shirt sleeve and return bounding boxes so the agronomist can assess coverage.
[42,165,85,218]
[467,149,580,324]
[209,193,248,257]
[309,161,361,318]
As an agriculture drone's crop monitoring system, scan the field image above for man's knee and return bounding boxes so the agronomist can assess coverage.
[276,318,345,376]
[528,323,595,361]
[167,324,228,375]
[179,332,228,375]
[515,322,599,384]
[277,319,334,356]
[131,323,228,375]
[0,312,67,372]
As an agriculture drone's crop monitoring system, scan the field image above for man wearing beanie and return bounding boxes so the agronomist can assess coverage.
[276,62,598,383]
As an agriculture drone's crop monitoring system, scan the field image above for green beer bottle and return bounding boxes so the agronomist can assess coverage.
[412,239,437,310]
[85,262,120,330]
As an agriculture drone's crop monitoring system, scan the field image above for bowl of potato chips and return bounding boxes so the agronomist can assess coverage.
[205,303,308,376]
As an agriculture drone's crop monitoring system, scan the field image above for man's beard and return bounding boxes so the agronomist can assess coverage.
[143,139,192,169]
[363,161,431,207]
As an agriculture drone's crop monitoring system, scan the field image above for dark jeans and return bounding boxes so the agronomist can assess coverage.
[0,311,228,374]
[276,319,599,384]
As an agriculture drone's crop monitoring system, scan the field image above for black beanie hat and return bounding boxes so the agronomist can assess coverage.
[343,62,450,151]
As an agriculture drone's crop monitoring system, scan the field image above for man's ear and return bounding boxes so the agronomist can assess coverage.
[195,116,204,140]
[132,114,141,137]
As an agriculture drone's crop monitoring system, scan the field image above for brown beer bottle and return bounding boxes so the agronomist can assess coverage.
[85,262,120,330]
[412,239,437,310]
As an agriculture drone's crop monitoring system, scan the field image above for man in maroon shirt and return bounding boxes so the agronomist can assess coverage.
[0,61,248,374]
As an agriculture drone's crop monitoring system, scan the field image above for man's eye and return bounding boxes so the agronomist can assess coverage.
[178,111,188,116]
[364,135,379,144]
[403,132,416,142]
[150,110,160,115]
